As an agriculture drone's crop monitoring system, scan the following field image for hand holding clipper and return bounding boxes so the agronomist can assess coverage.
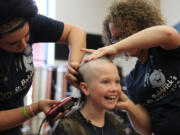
[46,96,78,120]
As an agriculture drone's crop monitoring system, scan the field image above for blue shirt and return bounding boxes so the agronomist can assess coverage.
[127,47,180,135]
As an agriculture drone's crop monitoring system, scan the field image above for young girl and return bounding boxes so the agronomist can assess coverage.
[53,57,126,135]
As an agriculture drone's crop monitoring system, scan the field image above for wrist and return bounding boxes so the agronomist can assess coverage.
[113,43,119,53]
[126,100,137,113]
[29,104,36,116]
[22,106,32,118]
[31,102,41,115]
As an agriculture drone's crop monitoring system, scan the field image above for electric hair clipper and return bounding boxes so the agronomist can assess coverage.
[46,96,78,120]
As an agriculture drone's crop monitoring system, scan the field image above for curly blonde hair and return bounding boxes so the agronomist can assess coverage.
[102,0,165,45]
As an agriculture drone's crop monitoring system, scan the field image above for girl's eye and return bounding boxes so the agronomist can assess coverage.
[102,80,109,84]
[116,80,121,84]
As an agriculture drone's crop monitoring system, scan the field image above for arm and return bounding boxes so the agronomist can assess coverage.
[56,23,86,87]
[0,99,60,131]
[81,25,180,60]
[126,103,151,135]
[116,92,151,135]
[114,25,180,51]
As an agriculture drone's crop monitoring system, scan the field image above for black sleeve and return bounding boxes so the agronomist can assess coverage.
[28,14,64,44]
[152,46,180,58]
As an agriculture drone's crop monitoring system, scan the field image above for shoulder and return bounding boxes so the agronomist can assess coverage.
[106,111,123,124]
[149,46,180,58]
[31,14,63,24]
[106,111,126,135]
[60,109,80,124]
[28,14,64,43]
[56,110,87,135]
[29,14,64,29]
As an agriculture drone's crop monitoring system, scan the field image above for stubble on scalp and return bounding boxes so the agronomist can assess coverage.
[78,57,112,84]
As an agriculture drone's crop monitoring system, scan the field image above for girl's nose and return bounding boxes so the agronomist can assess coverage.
[110,83,122,93]
[110,85,118,93]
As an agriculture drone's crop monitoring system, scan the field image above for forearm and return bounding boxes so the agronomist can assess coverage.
[126,102,151,135]
[0,103,40,131]
[56,23,86,65]
[68,26,86,64]
[113,25,180,52]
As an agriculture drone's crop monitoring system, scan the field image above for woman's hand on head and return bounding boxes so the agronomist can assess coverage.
[80,45,118,62]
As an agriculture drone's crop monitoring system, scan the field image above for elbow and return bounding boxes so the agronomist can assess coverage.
[163,26,176,38]
[159,25,180,49]
[159,25,176,39]
[73,25,86,35]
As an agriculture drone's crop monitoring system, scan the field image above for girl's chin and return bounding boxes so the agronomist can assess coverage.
[105,104,116,110]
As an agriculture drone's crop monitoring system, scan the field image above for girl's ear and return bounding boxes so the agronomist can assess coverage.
[79,82,89,96]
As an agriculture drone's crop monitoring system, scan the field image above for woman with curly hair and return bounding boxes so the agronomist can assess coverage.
[81,0,180,135]
[102,0,165,45]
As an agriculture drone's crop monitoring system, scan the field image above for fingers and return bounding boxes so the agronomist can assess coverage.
[80,48,98,62]
[83,49,105,62]
[40,100,60,114]
[80,48,95,53]
[66,73,79,88]
[53,112,63,121]
[115,101,126,110]
[68,64,78,76]
[53,110,69,121]
[66,62,80,88]
[66,73,77,83]
[66,66,79,88]
[115,92,131,110]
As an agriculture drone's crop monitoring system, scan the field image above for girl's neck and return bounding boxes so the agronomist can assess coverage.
[80,102,106,127]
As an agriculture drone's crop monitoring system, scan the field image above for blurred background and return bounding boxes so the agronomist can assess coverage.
[22,0,180,134]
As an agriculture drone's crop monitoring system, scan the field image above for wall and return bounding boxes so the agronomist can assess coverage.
[56,0,114,35]
[160,0,180,26]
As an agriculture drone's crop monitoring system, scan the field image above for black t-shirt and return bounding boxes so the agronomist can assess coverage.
[0,14,64,135]
[53,110,126,135]
[126,47,180,135]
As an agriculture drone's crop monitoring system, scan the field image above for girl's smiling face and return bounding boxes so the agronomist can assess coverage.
[86,62,122,110]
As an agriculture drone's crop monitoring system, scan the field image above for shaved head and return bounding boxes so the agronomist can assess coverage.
[78,57,114,84]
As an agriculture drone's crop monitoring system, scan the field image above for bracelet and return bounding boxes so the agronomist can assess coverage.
[22,106,31,118]
[29,105,36,116]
